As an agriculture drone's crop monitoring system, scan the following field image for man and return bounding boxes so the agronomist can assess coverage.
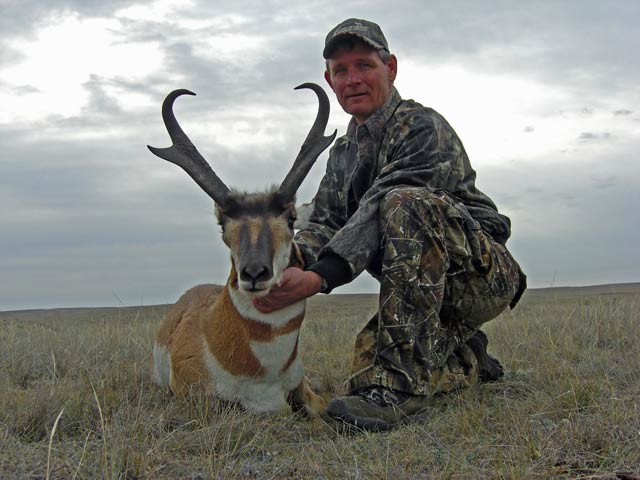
[254,18,526,431]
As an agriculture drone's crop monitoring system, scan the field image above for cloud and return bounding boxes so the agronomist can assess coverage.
[591,175,618,190]
[14,84,41,94]
[0,44,26,68]
[0,0,135,35]
[386,2,640,111]
[578,131,612,141]
[82,75,123,115]
[613,109,633,116]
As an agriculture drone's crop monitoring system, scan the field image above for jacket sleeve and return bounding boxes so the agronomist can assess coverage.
[294,146,348,268]
[319,111,468,280]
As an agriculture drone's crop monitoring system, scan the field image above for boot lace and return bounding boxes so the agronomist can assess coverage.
[355,387,406,408]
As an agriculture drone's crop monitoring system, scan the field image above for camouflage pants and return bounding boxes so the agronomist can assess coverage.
[348,187,524,396]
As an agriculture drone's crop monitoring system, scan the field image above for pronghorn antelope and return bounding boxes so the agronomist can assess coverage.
[148,83,336,415]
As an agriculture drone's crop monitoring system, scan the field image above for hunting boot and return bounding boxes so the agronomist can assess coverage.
[326,386,432,432]
[465,330,504,382]
[327,344,480,431]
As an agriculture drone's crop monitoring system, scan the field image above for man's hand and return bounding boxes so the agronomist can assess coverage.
[253,267,323,313]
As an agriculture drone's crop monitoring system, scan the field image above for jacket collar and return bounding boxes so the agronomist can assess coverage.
[346,87,402,143]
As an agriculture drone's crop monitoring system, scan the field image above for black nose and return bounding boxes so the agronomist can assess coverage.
[240,263,272,285]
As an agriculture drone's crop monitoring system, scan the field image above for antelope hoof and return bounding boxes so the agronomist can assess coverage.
[288,376,326,417]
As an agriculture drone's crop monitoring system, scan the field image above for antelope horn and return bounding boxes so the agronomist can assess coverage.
[147,89,231,207]
[278,83,337,201]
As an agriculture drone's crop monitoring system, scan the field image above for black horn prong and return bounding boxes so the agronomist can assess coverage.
[147,89,231,207]
[160,89,196,144]
[278,83,337,201]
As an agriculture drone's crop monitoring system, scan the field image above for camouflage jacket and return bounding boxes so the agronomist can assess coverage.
[296,87,511,287]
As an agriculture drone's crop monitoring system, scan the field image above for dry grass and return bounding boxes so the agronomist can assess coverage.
[1,288,639,479]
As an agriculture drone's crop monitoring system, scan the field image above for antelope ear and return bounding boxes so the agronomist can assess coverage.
[215,204,226,225]
[215,196,241,222]
[278,203,297,229]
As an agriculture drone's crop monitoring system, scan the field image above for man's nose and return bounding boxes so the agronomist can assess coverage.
[346,69,362,85]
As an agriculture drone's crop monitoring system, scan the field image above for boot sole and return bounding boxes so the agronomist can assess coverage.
[326,402,430,432]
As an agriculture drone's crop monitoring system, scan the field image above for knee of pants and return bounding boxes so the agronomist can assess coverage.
[379,187,446,225]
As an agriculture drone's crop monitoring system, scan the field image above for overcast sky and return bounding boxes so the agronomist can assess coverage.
[1,0,639,310]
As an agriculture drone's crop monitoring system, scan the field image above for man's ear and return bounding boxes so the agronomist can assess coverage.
[387,54,398,84]
[324,70,335,91]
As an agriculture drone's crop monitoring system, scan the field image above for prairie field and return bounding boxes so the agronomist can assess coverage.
[1,285,639,479]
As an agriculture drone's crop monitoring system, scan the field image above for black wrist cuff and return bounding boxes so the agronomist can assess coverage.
[307,254,352,294]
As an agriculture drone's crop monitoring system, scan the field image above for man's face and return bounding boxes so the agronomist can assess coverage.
[324,43,397,124]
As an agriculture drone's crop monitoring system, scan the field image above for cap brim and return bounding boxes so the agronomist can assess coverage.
[323,33,386,59]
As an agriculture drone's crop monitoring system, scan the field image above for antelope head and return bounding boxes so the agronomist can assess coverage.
[148,83,336,297]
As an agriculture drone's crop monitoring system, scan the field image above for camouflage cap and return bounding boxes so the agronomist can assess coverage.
[323,18,389,59]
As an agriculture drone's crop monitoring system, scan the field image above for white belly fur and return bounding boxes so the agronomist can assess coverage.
[203,335,304,412]
[203,290,306,412]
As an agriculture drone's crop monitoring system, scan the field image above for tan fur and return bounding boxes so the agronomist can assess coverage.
[247,218,262,246]
[268,217,293,257]
[155,285,218,395]
[289,376,327,414]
